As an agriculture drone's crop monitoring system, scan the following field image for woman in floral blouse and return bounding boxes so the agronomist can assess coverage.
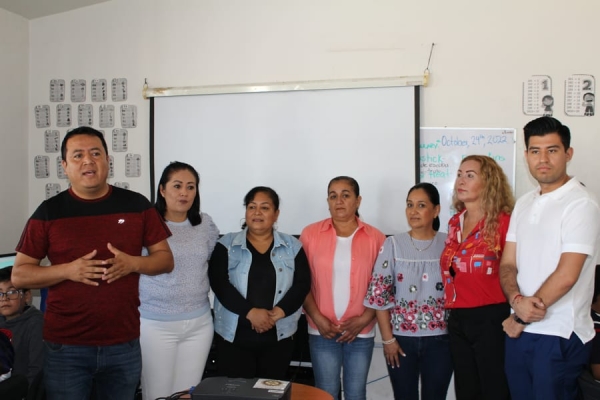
[364,183,452,400]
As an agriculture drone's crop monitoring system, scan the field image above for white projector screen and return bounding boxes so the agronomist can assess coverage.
[151,85,419,235]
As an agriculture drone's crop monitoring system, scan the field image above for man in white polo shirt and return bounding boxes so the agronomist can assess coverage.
[499,116,600,400]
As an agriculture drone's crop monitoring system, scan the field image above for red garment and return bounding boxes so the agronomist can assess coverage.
[440,211,510,308]
[16,186,171,346]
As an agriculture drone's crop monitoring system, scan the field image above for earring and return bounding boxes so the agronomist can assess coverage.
[240,218,246,229]
[273,222,278,231]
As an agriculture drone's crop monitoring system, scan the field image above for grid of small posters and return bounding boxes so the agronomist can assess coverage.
[33,77,135,198]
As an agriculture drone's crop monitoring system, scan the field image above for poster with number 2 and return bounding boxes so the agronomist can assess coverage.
[565,74,595,117]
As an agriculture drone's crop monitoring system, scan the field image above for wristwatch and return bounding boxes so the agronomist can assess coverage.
[513,314,530,325]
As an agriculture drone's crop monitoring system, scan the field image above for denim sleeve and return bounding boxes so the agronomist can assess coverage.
[275,248,311,316]
[208,243,253,317]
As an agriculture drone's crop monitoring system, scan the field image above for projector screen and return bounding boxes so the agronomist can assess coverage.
[151,85,419,235]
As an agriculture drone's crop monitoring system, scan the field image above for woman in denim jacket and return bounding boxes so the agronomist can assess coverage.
[208,186,311,380]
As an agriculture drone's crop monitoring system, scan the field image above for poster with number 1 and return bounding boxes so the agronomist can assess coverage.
[523,75,554,116]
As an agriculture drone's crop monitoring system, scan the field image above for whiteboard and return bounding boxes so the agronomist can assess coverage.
[151,86,419,235]
[419,127,516,232]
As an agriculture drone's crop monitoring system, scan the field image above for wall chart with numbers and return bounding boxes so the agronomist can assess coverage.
[33,77,138,199]
[523,75,555,117]
[565,74,595,117]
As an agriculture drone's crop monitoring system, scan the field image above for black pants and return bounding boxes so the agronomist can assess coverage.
[215,334,295,380]
[448,303,511,400]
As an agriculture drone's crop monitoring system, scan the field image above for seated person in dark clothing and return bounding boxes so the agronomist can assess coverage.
[590,264,600,380]
[208,186,311,380]
[579,265,600,399]
[0,327,29,399]
[0,267,44,385]
[0,328,14,382]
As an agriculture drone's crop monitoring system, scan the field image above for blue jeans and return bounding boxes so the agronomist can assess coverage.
[44,339,142,400]
[505,332,591,400]
[309,334,374,400]
[387,334,453,400]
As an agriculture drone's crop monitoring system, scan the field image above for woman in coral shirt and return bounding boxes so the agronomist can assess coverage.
[301,176,385,400]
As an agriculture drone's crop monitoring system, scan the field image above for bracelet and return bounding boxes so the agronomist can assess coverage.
[511,294,523,306]
[382,337,396,345]
[513,314,530,325]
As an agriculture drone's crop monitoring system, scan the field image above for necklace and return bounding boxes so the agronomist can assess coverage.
[409,232,436,252]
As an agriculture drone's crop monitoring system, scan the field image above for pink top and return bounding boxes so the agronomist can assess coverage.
[300,218,386,334]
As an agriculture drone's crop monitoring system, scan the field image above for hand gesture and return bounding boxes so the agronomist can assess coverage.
[66,250,106,286]
[247,308,275,333]
[338,315,370,343]
[268,307,285,323]
[513,296,546,323]
[502,315,526,338]
[101,243,137,283]
[383,339,405,368]
[313,314,342,339]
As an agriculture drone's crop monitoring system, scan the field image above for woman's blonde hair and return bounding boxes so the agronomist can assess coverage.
[452,155,515,251]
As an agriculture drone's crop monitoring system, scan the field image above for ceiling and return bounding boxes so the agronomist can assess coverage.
[0,0,110,20]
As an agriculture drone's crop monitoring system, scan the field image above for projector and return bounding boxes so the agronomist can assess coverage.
[192,377,291,400]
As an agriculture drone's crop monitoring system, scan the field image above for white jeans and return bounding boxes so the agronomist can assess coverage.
[140,312,214,400]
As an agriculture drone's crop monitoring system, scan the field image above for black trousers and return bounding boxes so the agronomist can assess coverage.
[448,303,511,400]
[215,333,295,380]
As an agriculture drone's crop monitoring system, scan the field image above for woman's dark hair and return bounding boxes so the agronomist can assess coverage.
[242,186,280,229]
[407,182,441,231]
[155,161,202,226]
[328,176,360,217]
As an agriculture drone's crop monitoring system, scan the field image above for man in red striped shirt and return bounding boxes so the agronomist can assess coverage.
[12,126,173,400]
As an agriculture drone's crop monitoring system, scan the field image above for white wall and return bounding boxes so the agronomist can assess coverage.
[21,0,600,221]
[0,8,28,254]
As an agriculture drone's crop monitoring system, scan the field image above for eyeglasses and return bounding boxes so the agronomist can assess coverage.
[0,290,23,300]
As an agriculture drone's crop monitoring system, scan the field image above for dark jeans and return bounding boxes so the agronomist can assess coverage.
[44,338,141,400]
[505,331,592,400]
[387,334,453,400]
[215,334,294,380]
[448,303,511,400]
